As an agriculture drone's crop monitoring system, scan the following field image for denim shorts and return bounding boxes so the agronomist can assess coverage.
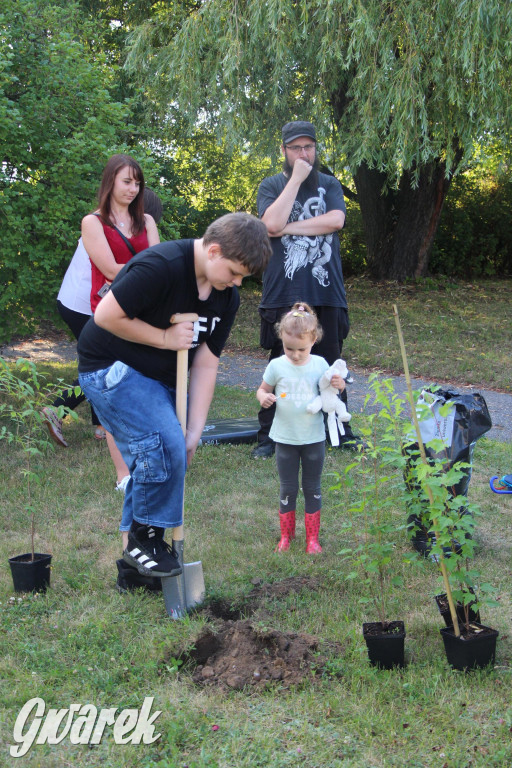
[79,363,186,531]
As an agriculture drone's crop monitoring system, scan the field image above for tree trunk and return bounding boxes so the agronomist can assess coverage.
[353,161,453,280]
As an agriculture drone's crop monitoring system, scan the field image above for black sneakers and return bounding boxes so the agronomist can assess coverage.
[123,527,182,578]
[115,559,163,593]
[251,439,275,459]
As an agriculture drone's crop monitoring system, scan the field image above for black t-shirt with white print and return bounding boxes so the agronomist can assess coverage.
[77,239,239,387]
[257,171,347,310]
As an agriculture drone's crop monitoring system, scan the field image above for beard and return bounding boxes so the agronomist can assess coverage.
[282,152,320,195]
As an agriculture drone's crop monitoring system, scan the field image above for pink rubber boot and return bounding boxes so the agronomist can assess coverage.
[305,511,322,553]
[275,510,296,552]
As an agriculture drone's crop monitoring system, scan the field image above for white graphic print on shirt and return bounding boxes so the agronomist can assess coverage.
[192,315,220,347]
[282,187,332,287]
[279,375,317,409]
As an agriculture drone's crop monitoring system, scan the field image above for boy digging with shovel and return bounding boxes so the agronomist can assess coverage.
[78,213,271,580]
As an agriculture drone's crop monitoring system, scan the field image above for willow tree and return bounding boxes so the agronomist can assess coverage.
[125,0,512,280]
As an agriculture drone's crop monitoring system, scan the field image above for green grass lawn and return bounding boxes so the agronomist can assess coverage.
[1,353,512,767]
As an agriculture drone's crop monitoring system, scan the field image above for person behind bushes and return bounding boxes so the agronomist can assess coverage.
[43,185,163,449]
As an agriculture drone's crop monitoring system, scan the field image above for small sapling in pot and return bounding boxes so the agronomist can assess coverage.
[335,375,411,669]
[0,357,78,592]
[427,486,499,670]
[394,306,499,671]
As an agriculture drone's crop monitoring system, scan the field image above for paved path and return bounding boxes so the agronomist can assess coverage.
[217,353,512,444]
[2,338,511,443]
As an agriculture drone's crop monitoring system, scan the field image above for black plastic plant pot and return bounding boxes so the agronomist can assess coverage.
[435,592,481,627]
[440,623,498,671]
[362,621,406,669]
[8,553,52,593]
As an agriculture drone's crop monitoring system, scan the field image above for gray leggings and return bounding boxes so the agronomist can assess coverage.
[275,441,325,514]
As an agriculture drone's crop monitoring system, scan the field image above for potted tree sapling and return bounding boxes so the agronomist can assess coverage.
[404,445,482,626]
[417,460,499,670]
[336,374,411,669]
[0,357,78,592]
[393,305,499,671]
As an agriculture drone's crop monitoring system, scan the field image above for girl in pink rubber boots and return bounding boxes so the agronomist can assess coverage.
[256,302,345,553]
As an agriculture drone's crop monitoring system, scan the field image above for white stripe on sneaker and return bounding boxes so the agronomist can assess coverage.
[127,548,159,570]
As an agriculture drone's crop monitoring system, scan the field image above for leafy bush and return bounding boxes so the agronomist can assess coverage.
[333,375,412,624]
[0,357,77,558]
[0,1,132,342]
[431,172,512,277]
[338,169,512,279]
[339,198,367,277]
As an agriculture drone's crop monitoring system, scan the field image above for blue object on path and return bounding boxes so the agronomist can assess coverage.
[489,475,512,494]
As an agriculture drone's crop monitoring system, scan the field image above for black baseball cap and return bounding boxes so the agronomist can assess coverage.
[282,121,316,145]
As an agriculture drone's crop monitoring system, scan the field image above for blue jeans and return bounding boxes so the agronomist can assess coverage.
[79,363,186,531]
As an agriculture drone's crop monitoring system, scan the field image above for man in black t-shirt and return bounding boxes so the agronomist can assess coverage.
[78,212,271,577]
[252,120,362,458]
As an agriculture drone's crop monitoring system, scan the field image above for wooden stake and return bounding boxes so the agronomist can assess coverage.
[393,304,460,637]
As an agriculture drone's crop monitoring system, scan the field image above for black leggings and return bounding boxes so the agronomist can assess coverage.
[52,301,99,425]
[275,441,325,514]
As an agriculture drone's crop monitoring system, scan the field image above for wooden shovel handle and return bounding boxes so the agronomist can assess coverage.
[170,313,198,543]
[170,312,200,325]
[170,313,199,435]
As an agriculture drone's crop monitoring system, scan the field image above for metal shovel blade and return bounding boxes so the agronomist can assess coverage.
[161,539,205,619]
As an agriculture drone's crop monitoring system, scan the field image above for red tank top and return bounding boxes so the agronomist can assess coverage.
[90,222,149,311]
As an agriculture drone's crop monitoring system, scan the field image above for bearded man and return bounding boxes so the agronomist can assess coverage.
[252,120,363,457]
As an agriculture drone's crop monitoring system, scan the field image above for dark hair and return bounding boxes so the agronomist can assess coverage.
[97,154,146,236]
[143,188,163,224]
[276,301,323,343]
[203,212,272,277]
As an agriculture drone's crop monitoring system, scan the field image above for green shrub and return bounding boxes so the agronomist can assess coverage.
[431,173,512,277]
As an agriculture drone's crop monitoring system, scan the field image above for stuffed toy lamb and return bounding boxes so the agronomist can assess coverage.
[307,358,351,446]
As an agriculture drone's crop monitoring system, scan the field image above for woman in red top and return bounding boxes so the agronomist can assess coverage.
[82,154,160,501]
[82,154,160,310]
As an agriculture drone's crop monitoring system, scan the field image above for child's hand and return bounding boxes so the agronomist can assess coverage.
[330,374,346,392]
[257,390,277,408]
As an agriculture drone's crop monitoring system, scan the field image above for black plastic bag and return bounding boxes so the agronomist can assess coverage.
[405,388,492,555]
[415,388,492,463]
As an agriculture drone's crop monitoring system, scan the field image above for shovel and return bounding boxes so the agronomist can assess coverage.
[161,312,205,619]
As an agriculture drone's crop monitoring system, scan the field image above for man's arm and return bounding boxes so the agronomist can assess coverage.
[260,162,345,237]
[278,209,345,237]
[260,159,312,235]
[186,343,219,463]
[94,290,194,350]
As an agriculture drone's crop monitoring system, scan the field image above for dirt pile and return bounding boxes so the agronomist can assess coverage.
[177,576,342,690]
[187,620,329,690]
